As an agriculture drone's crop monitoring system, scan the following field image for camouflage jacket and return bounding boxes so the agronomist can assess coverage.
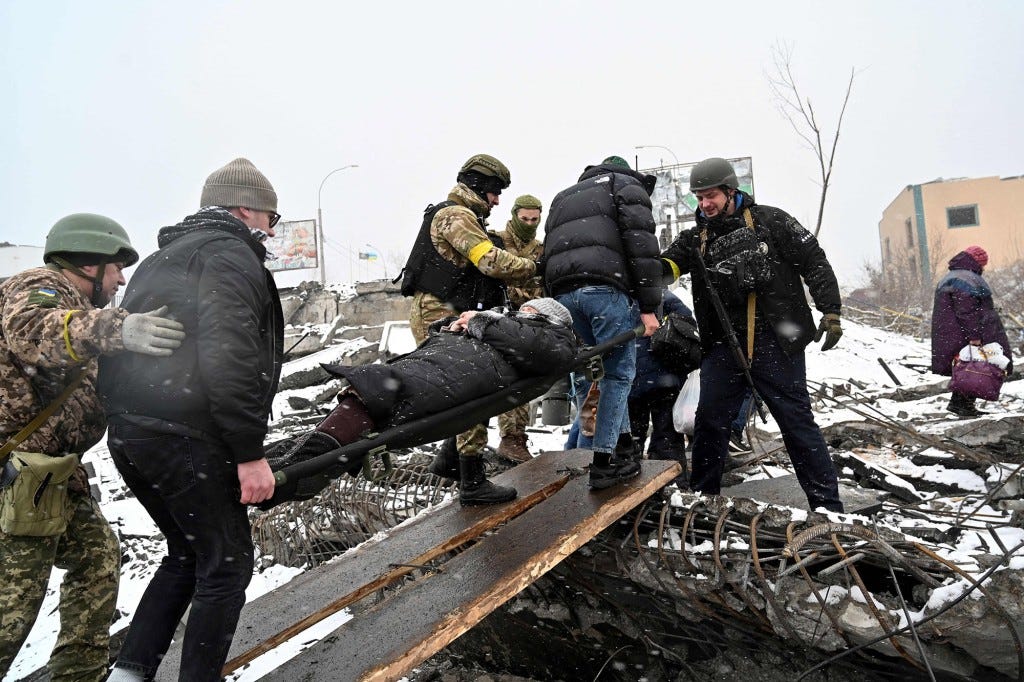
[430,183,536,285]
[0,266,128,455]
[493,221,543,306]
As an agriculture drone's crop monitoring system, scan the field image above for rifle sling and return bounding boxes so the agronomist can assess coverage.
[742,208,756,361]
[0,367,85,463]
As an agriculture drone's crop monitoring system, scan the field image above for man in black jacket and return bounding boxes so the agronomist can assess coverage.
[100,158,284,682]
[543,156,661,490]
[659,157,843,512]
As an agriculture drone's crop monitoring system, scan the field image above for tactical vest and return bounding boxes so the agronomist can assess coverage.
[399,201,508,312]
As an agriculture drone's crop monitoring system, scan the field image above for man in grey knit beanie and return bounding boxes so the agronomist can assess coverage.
[103,157,283,682]
[200,157,278,213]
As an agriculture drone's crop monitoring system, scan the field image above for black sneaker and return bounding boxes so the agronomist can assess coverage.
[728,430,751,454]
[589,457,641,490]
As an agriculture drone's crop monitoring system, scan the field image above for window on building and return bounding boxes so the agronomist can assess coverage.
[908,254,918,281]
[947,204,979,229]
[885,237,892,262]
[904,217,914,246]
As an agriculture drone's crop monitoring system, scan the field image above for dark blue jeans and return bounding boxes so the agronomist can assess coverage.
[689,329,843,512]
[108,425,254,681]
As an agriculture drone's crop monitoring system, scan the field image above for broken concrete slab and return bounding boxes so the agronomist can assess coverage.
[722,474,883,515]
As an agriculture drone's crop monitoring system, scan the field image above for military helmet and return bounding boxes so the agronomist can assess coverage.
[689,157,739,192]
[459,154,511,189]
[44,213,140,267]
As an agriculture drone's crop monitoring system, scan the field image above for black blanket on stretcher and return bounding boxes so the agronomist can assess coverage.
[259,325,642,509]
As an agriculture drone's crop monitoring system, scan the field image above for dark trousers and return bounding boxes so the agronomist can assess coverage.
[689,329,843,512]
[108,425,254,681]
[628,387,688,478]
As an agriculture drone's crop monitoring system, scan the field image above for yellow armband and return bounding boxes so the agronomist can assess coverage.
[663,258,680,282]
[62,310,82,363]
[467,240,494,266]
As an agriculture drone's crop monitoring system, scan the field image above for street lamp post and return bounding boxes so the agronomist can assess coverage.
[365,243,388,279]
[317,164,359,286]
[634,144,680,168]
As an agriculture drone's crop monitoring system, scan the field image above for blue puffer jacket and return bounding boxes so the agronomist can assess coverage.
[630,290,695,399]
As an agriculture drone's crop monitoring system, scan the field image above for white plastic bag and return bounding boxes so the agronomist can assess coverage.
[957,343,1010,370]
[672,369,700,435]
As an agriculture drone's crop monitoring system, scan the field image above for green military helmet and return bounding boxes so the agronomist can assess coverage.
[688,157,739,192]
[44,213,140,267]
[459,154,511,189]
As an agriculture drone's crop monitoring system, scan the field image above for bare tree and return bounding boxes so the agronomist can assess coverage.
[767,42,856,238]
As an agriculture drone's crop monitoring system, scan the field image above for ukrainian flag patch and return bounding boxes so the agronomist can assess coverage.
[27,288,60,308]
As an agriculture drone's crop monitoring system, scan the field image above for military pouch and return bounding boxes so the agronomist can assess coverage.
[705,228,773,306]
[0,451,79,537]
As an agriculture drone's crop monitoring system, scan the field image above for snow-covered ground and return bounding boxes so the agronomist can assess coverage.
[5,317,1021,681]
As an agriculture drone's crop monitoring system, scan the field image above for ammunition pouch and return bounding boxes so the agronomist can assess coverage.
[0,451,79,537]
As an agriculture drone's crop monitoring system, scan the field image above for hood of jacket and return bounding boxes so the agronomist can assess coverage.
[949,250,984,274]
[578,163,658,195]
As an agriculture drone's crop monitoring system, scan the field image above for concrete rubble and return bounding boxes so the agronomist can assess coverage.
[244,282,1024,681]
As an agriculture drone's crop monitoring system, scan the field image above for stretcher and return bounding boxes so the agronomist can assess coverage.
[261,324,644,509]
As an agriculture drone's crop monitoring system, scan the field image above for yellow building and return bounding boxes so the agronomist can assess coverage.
[878,175,1024,285]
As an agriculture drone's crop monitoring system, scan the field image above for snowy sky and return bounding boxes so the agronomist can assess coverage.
[2,0,1022,287]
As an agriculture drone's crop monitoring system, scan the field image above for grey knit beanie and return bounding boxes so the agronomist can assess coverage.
[200,158,278,211]
[522,298,573,327]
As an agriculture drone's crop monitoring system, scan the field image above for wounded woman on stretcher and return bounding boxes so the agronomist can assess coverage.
[261,298,578,507]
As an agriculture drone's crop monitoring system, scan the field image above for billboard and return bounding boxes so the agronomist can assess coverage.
[265,219,318,272]
[640,157,754,247]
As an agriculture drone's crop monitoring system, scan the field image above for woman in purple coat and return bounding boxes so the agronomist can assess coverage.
[930,245,1013,417]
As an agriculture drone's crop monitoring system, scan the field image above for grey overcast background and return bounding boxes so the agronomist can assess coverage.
[2,0,1022,287]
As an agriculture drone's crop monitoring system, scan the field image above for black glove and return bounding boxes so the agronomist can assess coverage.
[814,313,842,351]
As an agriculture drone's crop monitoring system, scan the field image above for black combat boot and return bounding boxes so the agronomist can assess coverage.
[427,437,460,480]
[615,432,640,462]
[458,455,517,506]
[947,392,984,418]
[588,451,641,490]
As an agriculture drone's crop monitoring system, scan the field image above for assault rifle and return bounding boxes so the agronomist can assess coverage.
[690,245,768,424]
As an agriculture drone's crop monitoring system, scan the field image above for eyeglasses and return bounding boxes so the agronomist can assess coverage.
[268,211,281,228]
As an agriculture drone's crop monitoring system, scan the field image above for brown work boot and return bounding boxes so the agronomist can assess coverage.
[497,434,532,463]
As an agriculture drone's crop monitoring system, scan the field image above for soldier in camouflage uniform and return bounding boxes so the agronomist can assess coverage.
[401,154,536,505]
[0,214,185,682]
[492,195,545,464]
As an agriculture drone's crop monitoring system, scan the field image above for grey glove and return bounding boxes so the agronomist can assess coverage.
[122,305,186,356]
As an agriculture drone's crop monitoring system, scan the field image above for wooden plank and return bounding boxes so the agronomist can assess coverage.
[265,458,680,681]
[155,449,593,681]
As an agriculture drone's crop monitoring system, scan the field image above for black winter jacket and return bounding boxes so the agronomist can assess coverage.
[99,209,284,462]
[660,192,841,356]
[325,311,577,427]
[542,163,662,313]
